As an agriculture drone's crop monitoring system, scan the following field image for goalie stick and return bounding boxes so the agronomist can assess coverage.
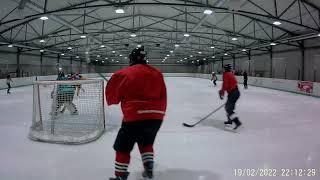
[182,103,225,127]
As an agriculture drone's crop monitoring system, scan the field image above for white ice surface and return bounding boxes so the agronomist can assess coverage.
[0,77,320,180]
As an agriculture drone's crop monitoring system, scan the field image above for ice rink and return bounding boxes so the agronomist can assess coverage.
[1,77,320,180]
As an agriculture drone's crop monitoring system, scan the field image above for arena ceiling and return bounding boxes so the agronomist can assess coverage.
[0,0,320,64]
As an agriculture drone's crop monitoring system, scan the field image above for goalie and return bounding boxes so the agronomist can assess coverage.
[51,73,78,118]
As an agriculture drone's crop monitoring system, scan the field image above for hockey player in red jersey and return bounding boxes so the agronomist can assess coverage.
[219,64,242,130]
[105,46,167,180]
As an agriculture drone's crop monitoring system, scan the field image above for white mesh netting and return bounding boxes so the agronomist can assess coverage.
[29,79,105,144]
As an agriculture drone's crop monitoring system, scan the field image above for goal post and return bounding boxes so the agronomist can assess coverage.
[29,79,105,144]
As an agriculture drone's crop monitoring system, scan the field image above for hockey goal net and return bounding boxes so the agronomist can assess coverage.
[29,79,105,144]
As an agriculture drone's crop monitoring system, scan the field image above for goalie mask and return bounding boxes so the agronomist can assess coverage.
[129,46,147,66]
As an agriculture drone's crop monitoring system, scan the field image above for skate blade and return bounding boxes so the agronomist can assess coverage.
[224,125,242,133]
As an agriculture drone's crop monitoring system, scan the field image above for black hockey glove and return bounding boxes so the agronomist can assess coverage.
[219,90,224,100]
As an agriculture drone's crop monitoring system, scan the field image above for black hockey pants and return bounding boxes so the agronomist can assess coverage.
[225,88,240,124]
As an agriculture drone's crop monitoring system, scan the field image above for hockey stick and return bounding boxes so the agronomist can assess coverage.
[182,103,226,127]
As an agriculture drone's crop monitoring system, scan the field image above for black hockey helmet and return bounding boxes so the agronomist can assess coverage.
[224,64,232,72]
[129,46,147,65]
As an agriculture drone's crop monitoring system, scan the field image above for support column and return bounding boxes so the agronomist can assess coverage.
[301,41,305,81]
[248,50,251,76]
[57,54,60,73]
[232,54,236,70]
[40,52,43,76]
[16,47,22,77]
[221,57,224,73]
[80,58,83,73]
[57,54,60,64]
[270,46,273,78]
[70,56,73,73]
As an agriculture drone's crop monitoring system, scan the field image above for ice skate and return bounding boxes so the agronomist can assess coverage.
[109,172,129,180]
[142,162,153,179]
[142,170,153,180]
[71,110,79,115]
[233,121,242,131]
[224,120,232,126]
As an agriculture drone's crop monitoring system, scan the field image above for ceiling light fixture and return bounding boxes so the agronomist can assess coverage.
[115,8,125,14]
[273,21,282,26]
[203,9,213,15]
[39,16,48,20]
[184,33,190,37]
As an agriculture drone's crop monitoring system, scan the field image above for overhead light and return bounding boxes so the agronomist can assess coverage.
[273,21,282,26]
[137,44,142,48]
[39,39,45,43]
[95,59,98,61]
[58,67,63,71]
[76,56,79,58]
[102,61,105,63]
[8,44,13,48]
[119,54,123,57]
[270,42,277,46]
[317,33,320,37]
[164,57,168,59]
[242,49,247,52]
[180,60,183,62]
[112,59,114,62]
[147,60,149,63]
[39,16,48,20]
[184,57,187,60]
[105,57,108,60]
[130,34,137,37]
[67,46,72,50]
[97,55,100,57]
[192,61,194,63]
[174,44,179,47]
[115,8,125,14]
[177,60,180,63]
[167,54,170,57]
[80,35,86,39]
[116,60,119,63]
[170,51,173,53]
[197,60,199,62]
[124,57,127,59]
[190,55,193,57]
[40,49,45,53]
[203,58,206,60]
[183,33,190,37]
[212,56,215,58]
[232,37,238,41]
[85,51,89,54]
[210,46,215,49]
[198,51,202,54]
[224,53,228,56]
[61,53,65,56]
[203,9,213,15]
[100,45,105,48]
[112,51,116,53]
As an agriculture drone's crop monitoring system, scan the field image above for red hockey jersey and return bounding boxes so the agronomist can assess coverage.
[221,72,238,95]
[105,64,167,122]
